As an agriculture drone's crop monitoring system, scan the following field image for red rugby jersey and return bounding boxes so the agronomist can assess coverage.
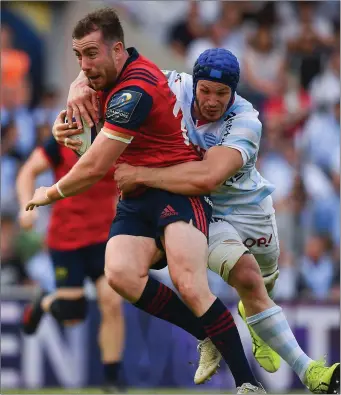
[99,47,201,167]
[40,137,117,250]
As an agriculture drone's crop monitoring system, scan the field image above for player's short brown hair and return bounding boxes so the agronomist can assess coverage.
[72,7,124,45]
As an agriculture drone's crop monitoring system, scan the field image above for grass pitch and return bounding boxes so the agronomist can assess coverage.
[2,388,306,394]
[2,389,221,394]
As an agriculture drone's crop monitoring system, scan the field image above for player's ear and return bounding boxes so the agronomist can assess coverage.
[112,41,124,59]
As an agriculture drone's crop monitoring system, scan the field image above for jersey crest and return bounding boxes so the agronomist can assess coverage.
[106,89,142,124]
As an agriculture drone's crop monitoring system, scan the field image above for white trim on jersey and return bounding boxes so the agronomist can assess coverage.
[102,130,134,144]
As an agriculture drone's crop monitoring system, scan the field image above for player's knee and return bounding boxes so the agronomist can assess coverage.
[229,253,264,294]
[173,271,206,305]
[263,269,280,293]
[105,262,126,291]
[50,296,88,323]
[208,238,248,282]
[99,291,122,319]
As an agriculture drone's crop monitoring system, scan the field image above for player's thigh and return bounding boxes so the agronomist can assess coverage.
[49,247,86,289]
[208,219,249,282]
[106,234,161,275]
[156,193,212,251]
[229,212,280,278]
[164,221,208,273]
[107,206,163,274]
[160,194,212,293]
[106,234,162,302]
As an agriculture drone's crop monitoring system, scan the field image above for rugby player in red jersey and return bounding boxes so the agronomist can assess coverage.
[17,134,125,392]
[26,8,263,391]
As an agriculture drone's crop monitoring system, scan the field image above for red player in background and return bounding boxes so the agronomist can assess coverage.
[17,133,125,392]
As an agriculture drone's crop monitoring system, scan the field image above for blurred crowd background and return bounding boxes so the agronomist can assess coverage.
[1,1,340,392]
[1,0,340,303]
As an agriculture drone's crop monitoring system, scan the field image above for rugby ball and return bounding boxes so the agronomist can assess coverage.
[65,117,100,156]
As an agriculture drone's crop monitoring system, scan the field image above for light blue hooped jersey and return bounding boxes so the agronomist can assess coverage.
[164,70,275,217]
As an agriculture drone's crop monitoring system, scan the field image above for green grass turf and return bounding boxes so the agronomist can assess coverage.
[1,388,306,394]
[2,389,221,394]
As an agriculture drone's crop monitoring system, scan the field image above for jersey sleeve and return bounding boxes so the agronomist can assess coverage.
[162,69,178,85]
[164,70,193,101]
[104,85,153,138]
[40,136,62,167]
[218,112,262,165]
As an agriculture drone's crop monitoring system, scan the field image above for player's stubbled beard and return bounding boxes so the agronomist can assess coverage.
[88,60,118,90]
[86,42,119,91]
[100,43,120,89]
[194,96,229,123]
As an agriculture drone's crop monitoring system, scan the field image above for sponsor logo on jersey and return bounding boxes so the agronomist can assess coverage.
[219,111,236,145]
[244,234,273,248]
[223,172,244,187]
[55,267,68,280]
[106,90,142,124]
[117,92,132,105]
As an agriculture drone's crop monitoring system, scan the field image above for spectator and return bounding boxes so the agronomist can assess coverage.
[167,1,206,58]
[32,88,62,133]
[273,243,298,301]
[283,1,334,50]
[1,24,30,93]
[298,100,340,175]
[309,47,340,110]
[240,24,286,110]
[1,214,30,287]
[330,264,340,302]
[258,140,299,254]
[219,2,247,62]
[1,120,20,215]
[1,1,339,304]
[284,2,335,89]
[298,236,335,301]
[186,18,228,69]
[263,72,311,139]
[1,83,36,160]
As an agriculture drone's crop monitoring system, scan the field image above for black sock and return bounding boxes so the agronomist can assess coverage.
[134,277,206,340]
[199,298,258,387]
[103,362,121,384]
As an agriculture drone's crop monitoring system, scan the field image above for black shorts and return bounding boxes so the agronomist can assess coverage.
[108,188,212,250]
[49,242,106,288]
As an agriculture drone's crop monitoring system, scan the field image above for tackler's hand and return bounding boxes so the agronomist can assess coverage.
[67,74,99,129]
[52,110,83,150]
[114,163,140,194]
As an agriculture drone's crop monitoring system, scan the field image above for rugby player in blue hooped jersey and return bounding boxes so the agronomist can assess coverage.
[113,48,340,394]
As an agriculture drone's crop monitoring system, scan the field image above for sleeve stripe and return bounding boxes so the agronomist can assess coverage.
[120,76,157,87]
[124,68,158,82]
[102,131,134,144]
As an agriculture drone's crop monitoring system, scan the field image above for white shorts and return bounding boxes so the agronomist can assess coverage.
[208,195,280,280]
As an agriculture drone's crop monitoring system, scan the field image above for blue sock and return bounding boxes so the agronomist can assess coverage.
[247,306,312,383]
